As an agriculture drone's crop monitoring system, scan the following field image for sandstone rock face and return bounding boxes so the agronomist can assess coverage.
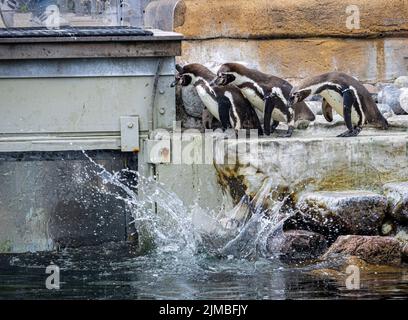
[378,85,408,115]
[321,235,401,266]
[267,230,328,262]
[169,0,408,83]
[175,0,408,39]
[181,38,408,84]
[383,182,408,223]
[394,76,408,88]
[296,191,387,237]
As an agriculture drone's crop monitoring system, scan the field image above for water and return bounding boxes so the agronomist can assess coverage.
[0,153,408,299]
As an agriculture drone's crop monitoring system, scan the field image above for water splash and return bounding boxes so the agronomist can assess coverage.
[81,152,295,260]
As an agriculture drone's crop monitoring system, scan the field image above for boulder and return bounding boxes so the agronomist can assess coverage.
[295,191,387,237]
[377,85,408,115]
[376,103,394,118]
[399,88,408,114]
[181,86,206,118]
[305,101,322,116]
[383,182,408,223]
[394,76,408,88]
[321,235,401,266]
[267,229,328,262]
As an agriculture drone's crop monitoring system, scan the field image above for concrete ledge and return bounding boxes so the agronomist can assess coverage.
[215,132,408,202]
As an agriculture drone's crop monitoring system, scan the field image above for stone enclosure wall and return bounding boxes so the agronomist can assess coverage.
[171,0,408,84]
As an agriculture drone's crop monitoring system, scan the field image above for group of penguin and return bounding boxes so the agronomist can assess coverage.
[171,63,389,138]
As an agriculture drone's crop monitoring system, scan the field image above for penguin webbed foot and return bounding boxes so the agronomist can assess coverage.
[278,127,294,138]
[265,121,279,136]
[337,127,362,137]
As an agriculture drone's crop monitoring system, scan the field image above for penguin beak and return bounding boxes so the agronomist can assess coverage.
[211,76,227,86]
[210,76,221,86]
[170,79,179,87]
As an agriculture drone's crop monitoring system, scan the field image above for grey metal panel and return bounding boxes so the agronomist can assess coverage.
[0,40,181,60]
[0,135,121,152]
[0,57,176,78]
[0,75,175,134]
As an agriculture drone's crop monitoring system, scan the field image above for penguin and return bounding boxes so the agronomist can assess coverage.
[171,63,263,135]
[212,63,315,137]
[288,72,389,137]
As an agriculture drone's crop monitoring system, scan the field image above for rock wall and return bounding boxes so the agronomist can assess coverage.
[174,0,408,39]
[163,0,408,83]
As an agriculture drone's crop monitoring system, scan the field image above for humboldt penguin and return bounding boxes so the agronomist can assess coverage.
[171,63,263,134]
[212,63,315,137]
[288,72,389,137]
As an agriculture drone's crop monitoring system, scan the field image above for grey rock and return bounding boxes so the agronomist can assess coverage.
[383,181,408,223]
[181,86,206,118]
[377,85,408,115]
[305,101,322,115]
[267,229,328,262]
[321,235,401,266]
[295,191,387,237]
[376,82,392,92]
[399,88,408,114]
[376,103,394,118]
[394,76,408,88]
[306,95,322,102]
[381,221,395,236]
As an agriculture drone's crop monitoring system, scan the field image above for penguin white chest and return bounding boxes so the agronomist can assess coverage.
[241,87,265,112]
[196,85,220,121]
[320,90,359,124]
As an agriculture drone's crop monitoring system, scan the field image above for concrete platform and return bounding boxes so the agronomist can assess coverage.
[155,118,408,213]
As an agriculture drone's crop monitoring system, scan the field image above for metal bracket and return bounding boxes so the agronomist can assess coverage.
[120,116,139,152]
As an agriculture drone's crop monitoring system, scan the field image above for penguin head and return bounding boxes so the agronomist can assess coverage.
[212,64,237,86]
[171,64,192,87]
[288,88,312,107]
[264,87,290,109]
[171,63,214,87]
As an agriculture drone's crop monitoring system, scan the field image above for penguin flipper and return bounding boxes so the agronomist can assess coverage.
[202,108,214,129]
[322,98,334,122]
[217,96,232,130]
[263,97,275,135]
